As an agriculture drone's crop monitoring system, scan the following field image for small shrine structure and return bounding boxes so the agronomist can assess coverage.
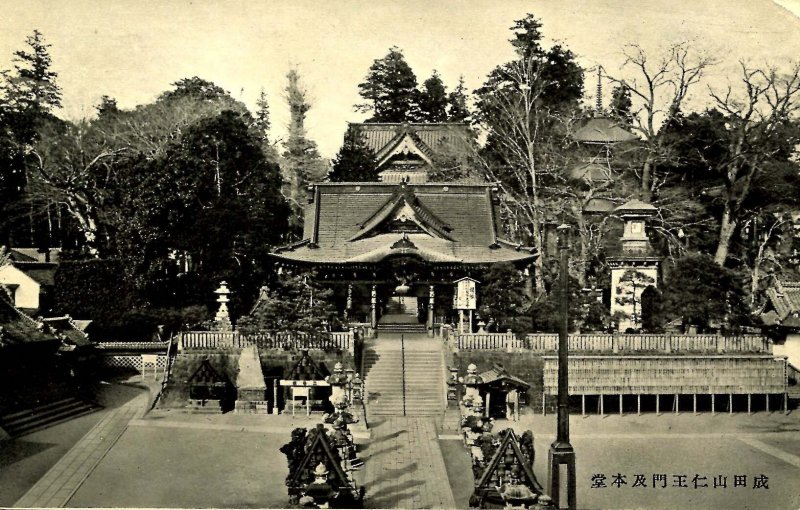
[279,349,330,416]
[283,424,364,508]
[469,428,546,509]
[187,358,233,413]
[477,364,531,420]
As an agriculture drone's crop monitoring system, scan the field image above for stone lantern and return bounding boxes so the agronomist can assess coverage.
[214,281,232,331]
[461,363,484,410]
[327,362,349,407]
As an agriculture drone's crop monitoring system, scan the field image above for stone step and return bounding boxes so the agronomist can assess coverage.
[0,398,102,437]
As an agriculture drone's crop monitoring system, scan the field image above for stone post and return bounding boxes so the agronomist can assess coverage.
[427,285,435,337]
[370,285,377,329]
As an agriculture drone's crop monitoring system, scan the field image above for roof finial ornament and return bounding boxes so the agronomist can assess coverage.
[596,66,603,113]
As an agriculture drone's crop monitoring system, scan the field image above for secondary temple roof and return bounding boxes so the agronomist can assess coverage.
[348,123,472,183]
[272,182,536,266]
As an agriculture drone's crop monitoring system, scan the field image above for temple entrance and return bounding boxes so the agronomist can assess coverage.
[382,296,420,324]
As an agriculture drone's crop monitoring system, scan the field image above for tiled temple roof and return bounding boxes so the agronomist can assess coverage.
[273,183,536,266]
[763,280,800,327]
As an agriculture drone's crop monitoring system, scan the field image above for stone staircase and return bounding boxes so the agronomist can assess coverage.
[363,336,444,418]
[0,397,102,437]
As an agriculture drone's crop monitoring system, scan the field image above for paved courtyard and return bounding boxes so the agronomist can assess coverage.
[5,393,800,508]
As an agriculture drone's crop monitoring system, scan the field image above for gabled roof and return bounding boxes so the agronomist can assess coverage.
[272,183,537,266]
[286,350,327,381]
[764,280,800,325]
[478,364,531,389]
[187,359,230,386]
[287,424,351,491]
[615,199,658,216]
[573,117,638,144]
[349,122,472,158]
[42,316,93,347]
[0,294,58,348]
[474,429,543,500]
[349,184,453,242]
[9,248,61,263]
[9,262,58,286]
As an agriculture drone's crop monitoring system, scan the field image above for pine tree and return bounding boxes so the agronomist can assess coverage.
[609,84,633,125]
[254,88,271,140]
[416,70,449,122]
[328,131,379,182]
[5,30,62,115]
[356,47,418,123]
[282,69,327,235]
[447,76,470,122]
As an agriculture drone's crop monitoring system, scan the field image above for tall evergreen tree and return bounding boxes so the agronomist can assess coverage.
[254,88,271,140]
[4,30,62,116]
[0,30,62,245]
[416,70,449,122]
[609,84,633,124]
[282,69,327,235]
[328,131,379,182]
[357,47,418,122]
[447,76,470,122]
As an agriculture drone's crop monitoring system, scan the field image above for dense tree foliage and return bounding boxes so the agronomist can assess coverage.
[658,253,750,332]
[357,47,419,123]
[237,271,339,335]
[416,70,449,122]
[328,132,379,182]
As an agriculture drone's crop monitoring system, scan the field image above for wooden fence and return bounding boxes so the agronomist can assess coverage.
[542,355,787,395]
[178,330,354,353]
[453,332,771,354]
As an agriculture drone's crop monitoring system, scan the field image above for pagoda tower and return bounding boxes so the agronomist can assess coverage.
[607,199,660,332]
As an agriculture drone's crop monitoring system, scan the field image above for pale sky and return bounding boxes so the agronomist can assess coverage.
[2,0,800,157]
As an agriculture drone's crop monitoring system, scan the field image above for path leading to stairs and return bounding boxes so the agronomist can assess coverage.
[14,392,148,508]
[361,416,456,509]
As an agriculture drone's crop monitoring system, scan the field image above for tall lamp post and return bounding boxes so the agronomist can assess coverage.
[548,224,576,509]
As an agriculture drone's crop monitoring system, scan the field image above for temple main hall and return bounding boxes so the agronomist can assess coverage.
[271,123,536,332]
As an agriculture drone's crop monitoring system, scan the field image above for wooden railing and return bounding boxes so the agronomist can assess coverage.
[543,355,787,395]
[178,330,354,353]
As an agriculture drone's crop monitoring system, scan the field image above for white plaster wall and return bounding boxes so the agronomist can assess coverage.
[0,265,40,309]
[610,265,658,331]
[774,333,800,368]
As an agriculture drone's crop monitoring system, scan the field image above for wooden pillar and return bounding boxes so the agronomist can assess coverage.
[370,285,377,329]
[619,394,623,415]
[712,394,715,415]
[747,393,751,414]
[427,285,435,336]
[637,394,641,415]
[485,392,490,417]
[674,394,679,414]
[784,392,788,413]
[542,392,546,416]
[729,393,733,414]
[458,310,464,334]
[693,394,697,414]
[581,394,585,416]
[766,394,769,413]
[656,394,660,415]
[600,394,604,416]
[468,310,474,334]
